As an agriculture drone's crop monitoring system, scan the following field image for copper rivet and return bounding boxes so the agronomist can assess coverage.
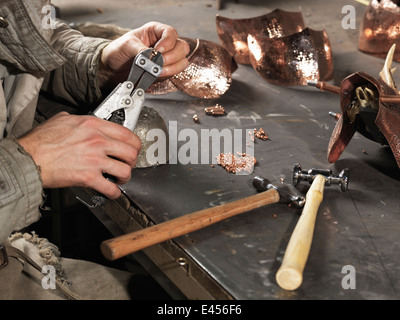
[0,17,9,28]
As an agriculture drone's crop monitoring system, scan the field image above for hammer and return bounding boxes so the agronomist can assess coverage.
[100,177,305,261]
[275,164,349,291]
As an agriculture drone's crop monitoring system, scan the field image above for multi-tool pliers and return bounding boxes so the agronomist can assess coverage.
[77,48,163,208]
[93,48,163,129]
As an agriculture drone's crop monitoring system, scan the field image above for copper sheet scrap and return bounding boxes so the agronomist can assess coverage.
[168,38,238,99]
[216,9,305,65]
[216,153,256,174]
[248,28,333,86]
[327,71,400,168]
[204,104,225,115]
[359,0,400,62]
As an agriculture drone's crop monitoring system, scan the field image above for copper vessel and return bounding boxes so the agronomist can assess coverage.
[248,28,333,86]
[216,9,305,65]
[359,0,400,62]
[170,38,237,99]
[148,38,237,99]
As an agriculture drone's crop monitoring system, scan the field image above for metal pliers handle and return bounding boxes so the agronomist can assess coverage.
[92,48,163,131]
[77,48,163,208]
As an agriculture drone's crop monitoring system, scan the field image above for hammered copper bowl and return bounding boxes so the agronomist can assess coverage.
[359,0,400,62]
[247,28,333,86]
[216,9,305,65]
[149,37,237,99]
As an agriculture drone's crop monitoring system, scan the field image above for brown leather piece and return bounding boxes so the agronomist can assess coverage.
[327,71,400,168]
[359,0,400,62]
[216,9,305,65]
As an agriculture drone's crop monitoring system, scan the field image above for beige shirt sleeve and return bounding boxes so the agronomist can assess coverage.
[41,21,111,107]
[0,138,43,243]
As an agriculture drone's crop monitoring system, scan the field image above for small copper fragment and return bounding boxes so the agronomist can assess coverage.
[204,104,225,115]
[254,128,269,141]
[359,0,400,62]
[216,9,306,65]
[216,152,256,174]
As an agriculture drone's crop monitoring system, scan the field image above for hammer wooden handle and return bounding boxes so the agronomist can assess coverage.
[275,174,326,291]
[101,188,280,261]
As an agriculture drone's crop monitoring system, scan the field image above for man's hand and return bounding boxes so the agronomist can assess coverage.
[98,21,190,89]
[18,112,141,200]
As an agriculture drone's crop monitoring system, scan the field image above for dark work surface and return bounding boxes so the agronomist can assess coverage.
[51,0,400,299]
[122,81,400,299]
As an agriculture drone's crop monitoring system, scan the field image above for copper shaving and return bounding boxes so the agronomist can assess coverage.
[249,128,269,141]
[205,104,225,115]
[216,152,257,174]
[254,128,269,140]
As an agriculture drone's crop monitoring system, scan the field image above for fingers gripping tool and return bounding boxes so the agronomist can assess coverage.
[77,48,164,208]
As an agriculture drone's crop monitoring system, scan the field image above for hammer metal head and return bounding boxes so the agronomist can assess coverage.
[252,176,306,208]
[292,163,349,192]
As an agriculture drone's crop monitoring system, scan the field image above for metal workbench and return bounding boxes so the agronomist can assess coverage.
[50,0,400,299]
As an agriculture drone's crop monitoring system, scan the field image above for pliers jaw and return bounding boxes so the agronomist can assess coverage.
[92,81,145,131]
[92,48,163,131]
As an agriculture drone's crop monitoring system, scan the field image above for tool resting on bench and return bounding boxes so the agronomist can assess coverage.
[100,176,305,261]
[276,164,349,291]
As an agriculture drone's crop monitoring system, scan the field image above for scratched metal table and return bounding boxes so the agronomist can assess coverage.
[53,0,400,299]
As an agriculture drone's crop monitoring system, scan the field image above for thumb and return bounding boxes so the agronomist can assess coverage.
[152,25,178,54]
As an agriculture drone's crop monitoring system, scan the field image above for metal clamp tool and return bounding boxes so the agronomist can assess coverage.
[77,48,164,208]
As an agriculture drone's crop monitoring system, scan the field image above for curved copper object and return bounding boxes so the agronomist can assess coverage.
[168,37,238,99]
[327,71,400,167]
[72,23,236,99]
[216,9,305,65]
[247,28,333,86]
[147,37,237,99]
[359,0,400,62]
